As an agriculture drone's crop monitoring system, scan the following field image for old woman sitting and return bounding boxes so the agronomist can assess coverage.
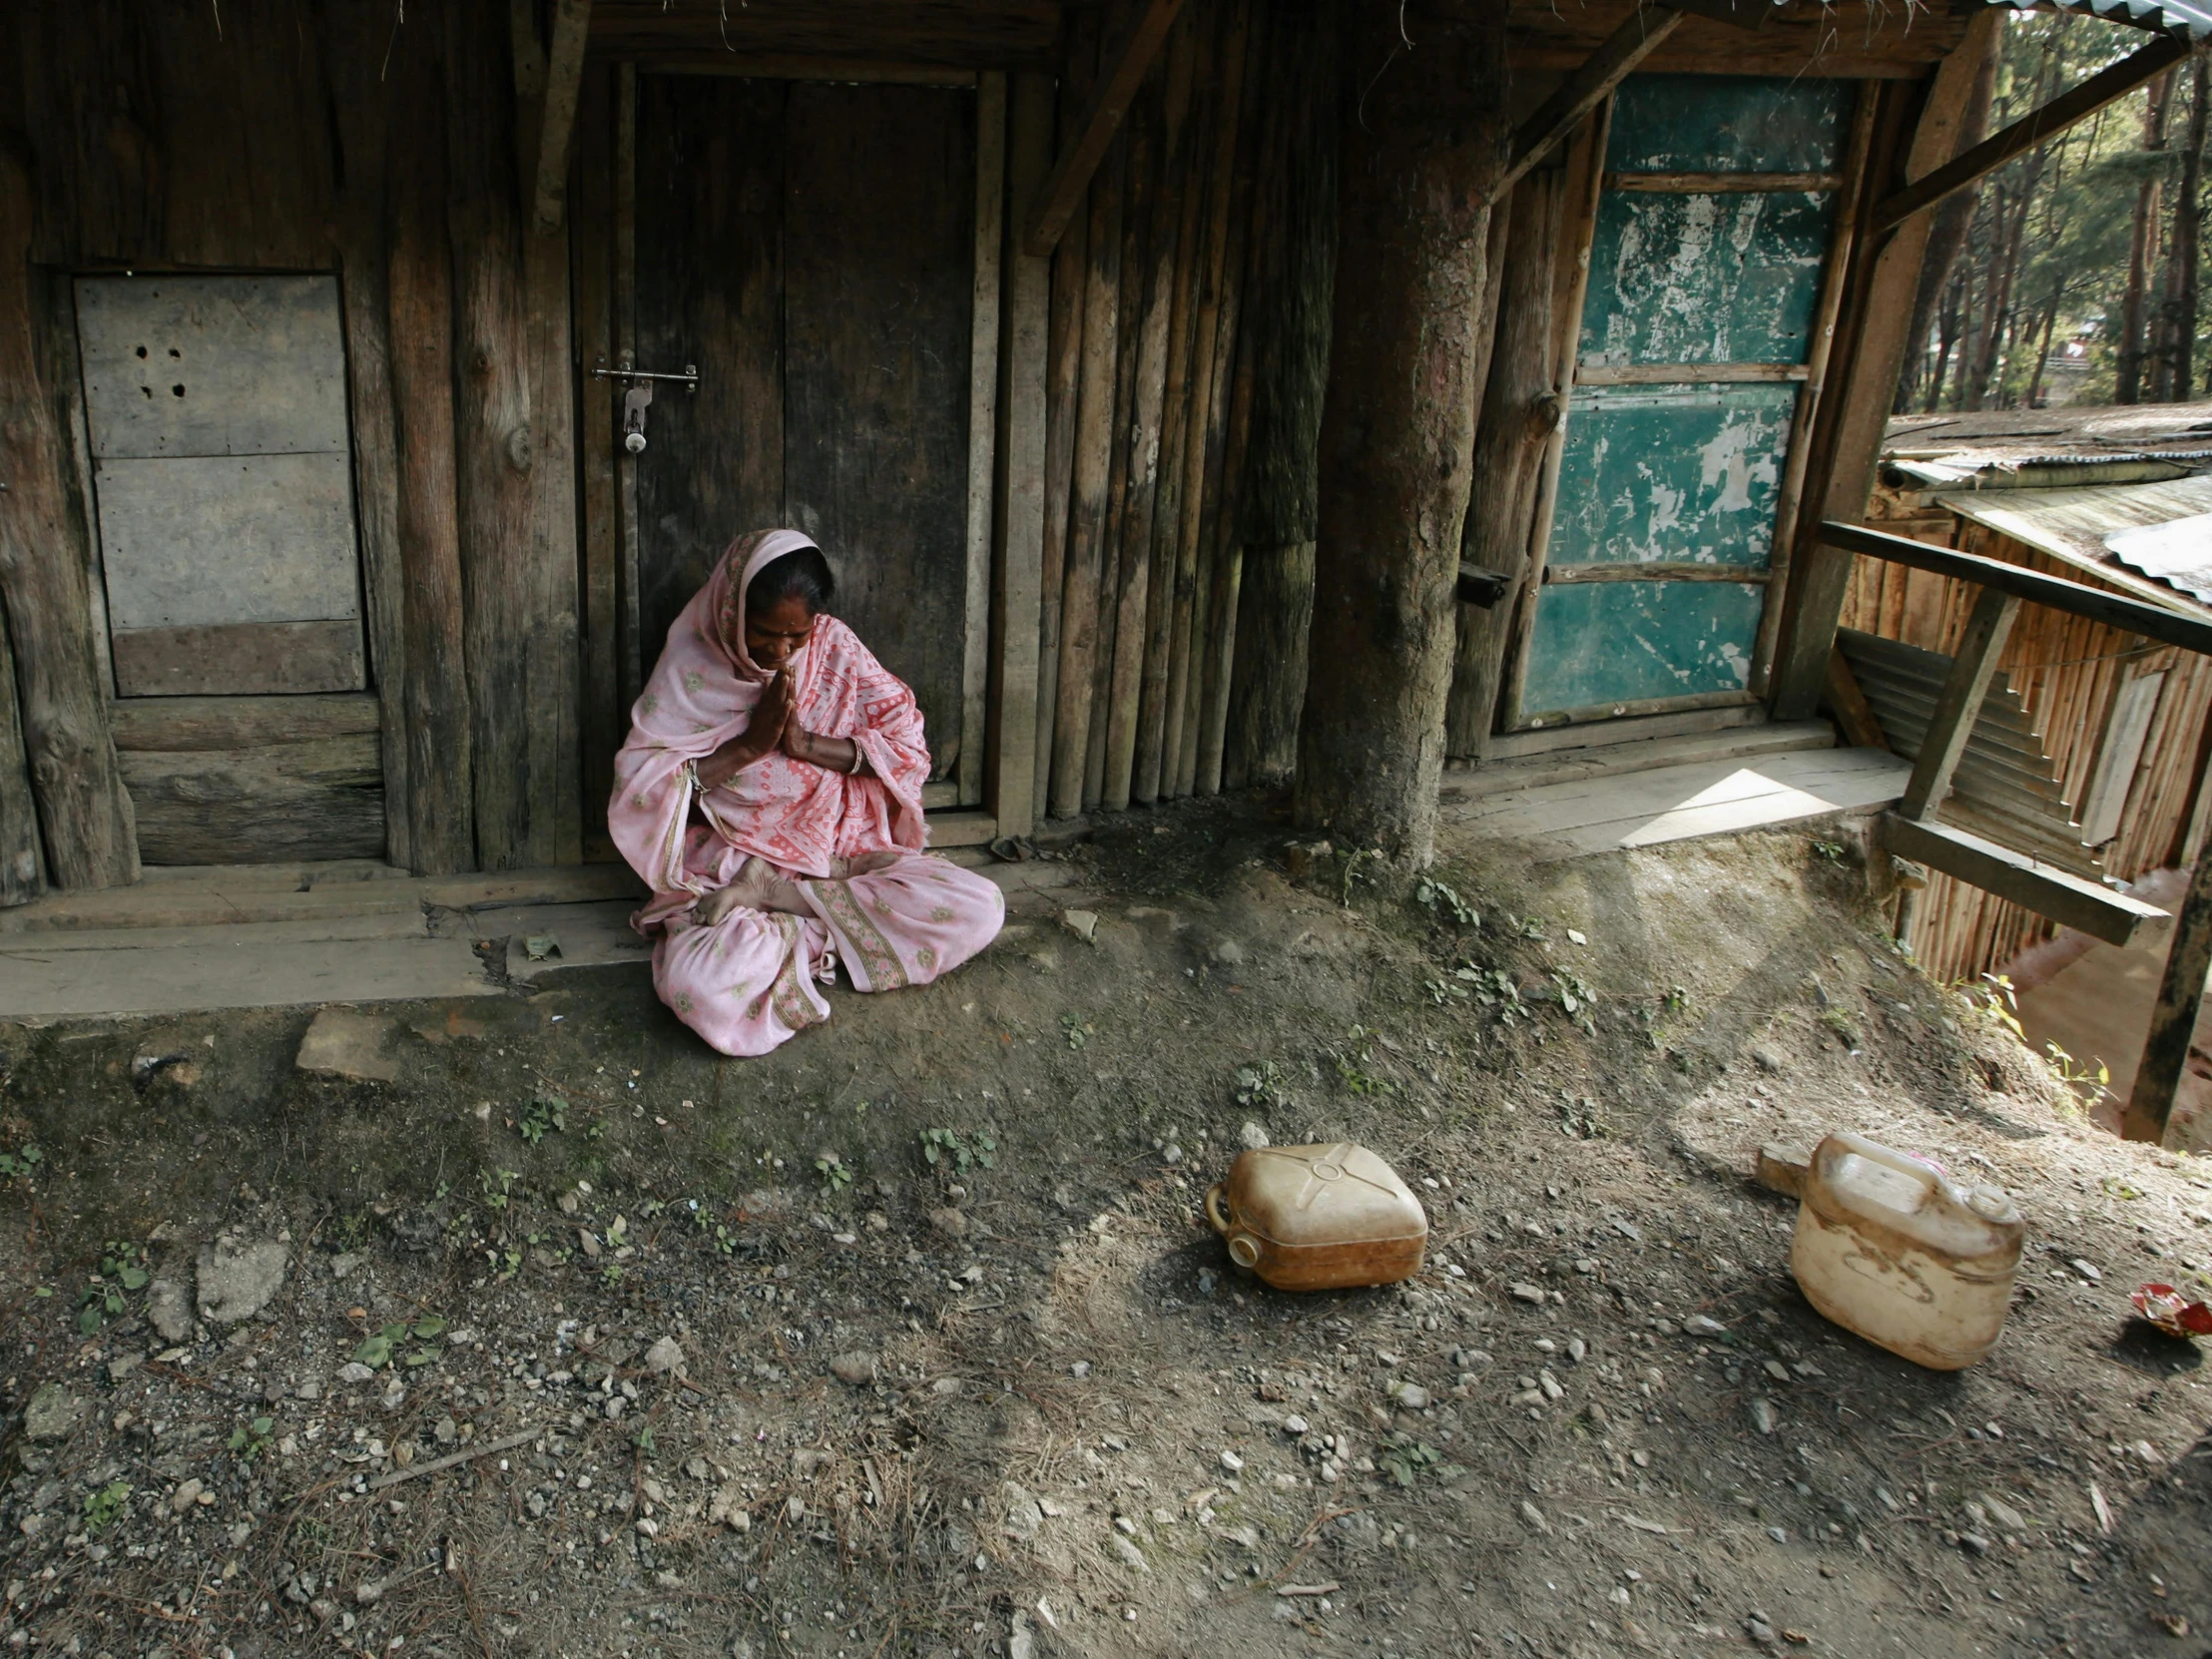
[609,529,1003,1055]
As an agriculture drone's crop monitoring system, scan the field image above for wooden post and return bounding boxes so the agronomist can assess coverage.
[0,601,45,904]
[1491,3,1684,204]
[387,33,476,876]
[1294,2,1507,861]
[1033,13,1097,818]
[1897,586,2018,822]
[1134,10,1214,807]
[1447,169,1557,758]
[0,146,138,889]
[1103,33,1194,813]
[614,65,643,711]
[962,73,1009,809]
[1498,108,1611,734]
[574,64,622,843]
[2125,818,2212,1147]
[1768,12,2003,722]
[533,0,594,232]
[1046,139,1126,819]
[989,73,1054,840]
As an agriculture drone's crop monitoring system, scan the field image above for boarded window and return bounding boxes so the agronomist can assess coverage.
[76,275,367,697]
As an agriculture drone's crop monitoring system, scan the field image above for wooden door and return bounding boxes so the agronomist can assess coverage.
[1506,76,1858,728]
[626,75,982,797]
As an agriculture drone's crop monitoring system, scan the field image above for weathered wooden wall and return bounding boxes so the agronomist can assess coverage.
[1842,534,2212,986]
[0,0,583,877]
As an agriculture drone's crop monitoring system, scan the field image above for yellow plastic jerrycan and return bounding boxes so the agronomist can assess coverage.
[1206,1142,1427,1292]
[1790,1131,2025,1371]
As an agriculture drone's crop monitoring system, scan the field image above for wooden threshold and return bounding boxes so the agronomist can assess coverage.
[1480,703,1771,762]
[1884,814,2169,948]
[1449,720,1833,799]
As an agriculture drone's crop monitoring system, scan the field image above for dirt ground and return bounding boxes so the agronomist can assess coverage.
[0,796,2208,1659]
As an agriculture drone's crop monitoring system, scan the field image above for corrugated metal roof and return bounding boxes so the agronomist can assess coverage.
[1986,0,2212,41]
[1936,476,2212,616]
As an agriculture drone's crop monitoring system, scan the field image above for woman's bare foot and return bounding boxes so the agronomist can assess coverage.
[695,857,812,924]
[844,848,900,877]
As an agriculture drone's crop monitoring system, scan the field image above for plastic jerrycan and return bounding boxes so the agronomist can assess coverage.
[1790,1132,2025,1370]
[1206,1143,1428,1292]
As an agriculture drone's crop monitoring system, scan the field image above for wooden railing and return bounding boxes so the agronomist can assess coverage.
[1814,521,2212,1145]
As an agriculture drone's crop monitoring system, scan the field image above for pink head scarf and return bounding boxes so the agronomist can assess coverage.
[710,527,821,684]
[609,529,933,891]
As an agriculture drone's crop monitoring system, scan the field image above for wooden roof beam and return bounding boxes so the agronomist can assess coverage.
[1490,4,1686,205]
[1870,32,2190,232]
[1024,0,1185,256]
[533,0,595,233]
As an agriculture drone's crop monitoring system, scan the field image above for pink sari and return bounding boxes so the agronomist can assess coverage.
[609,530,1003,1055]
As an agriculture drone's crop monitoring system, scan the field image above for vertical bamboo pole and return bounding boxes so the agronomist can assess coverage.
[1047,140,1127,819]
[1499,100,1611,733]
[1034,14,1099,818]
[1193,0,1269,798]
[1087,89,1156,811]
[614,64,643,711]
[1752,84,1878,698]
[1135,6,1216,806]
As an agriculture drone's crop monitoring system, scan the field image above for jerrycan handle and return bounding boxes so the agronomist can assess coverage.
[1820,1131,1942,1207]
[1205,1184,1261,1270]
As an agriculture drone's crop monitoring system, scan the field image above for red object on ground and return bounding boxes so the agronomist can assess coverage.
[2131,1283,2212,1338]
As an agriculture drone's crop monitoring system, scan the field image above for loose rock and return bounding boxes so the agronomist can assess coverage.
[295,1008,400,1083]
[149,1277,194,1344]
[197,1234,287,1325]
[1750,1398,1778,1434]
[830,1351,879,1386]
[23,1384,80,1444]
[643,1336,686,1376]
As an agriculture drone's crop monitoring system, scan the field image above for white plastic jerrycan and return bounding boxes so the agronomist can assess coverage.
[1790,1132,2025,1371]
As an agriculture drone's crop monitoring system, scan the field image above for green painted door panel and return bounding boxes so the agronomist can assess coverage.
[1607,75,1846,174]
[1520,580,1768,719]
[1548,384,1797,569]
[1582,191,1834,366]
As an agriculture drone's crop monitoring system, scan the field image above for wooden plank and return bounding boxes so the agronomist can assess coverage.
[385,30,476,874]
[926,809,998,848]
[1819,522,2212,661]
[1897,586,2018,822]
[316,8,413,874]
[1024,0,1188,256]
[1574,362,1808,384]
[588,3,1061,68]
[783,82,976,784]
[2079,668,2163,847]
[990,72,1053,840]
[1766,17,2001,719]
[90,452,362,630]
[1453,719,1830,795]
[111,620,366,699]
[1484,700,1766,759]
[111,694,381,751]
[962,72,1008,809]
[73,275,350,458]
[631,55,979,87]
[1872,36,2191,234]
[533,0,594,232]
[0,602,45,904]
[1492,5,1685,205]
[1546,561,1773,584]
[1885,814,2168,950]
[1822,648,1888,750]
[574,64,621,843]
[1752,82,1877,698]
[1604,171,1842,192]
[121,739,386,865]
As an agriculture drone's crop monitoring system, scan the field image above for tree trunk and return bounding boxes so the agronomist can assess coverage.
[1294,0,1506,864]
[2117,70,2174,405]
[1223,0,1337,791]
[2025,285,2060,408]
[1926,270,1964,412]
[1448,168,1560,758]
[1896,30,1999,413]
[2156,56,2205,401]
[0,148,138,890]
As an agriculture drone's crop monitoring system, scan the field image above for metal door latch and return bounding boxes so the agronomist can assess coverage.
[592,357,699,456]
